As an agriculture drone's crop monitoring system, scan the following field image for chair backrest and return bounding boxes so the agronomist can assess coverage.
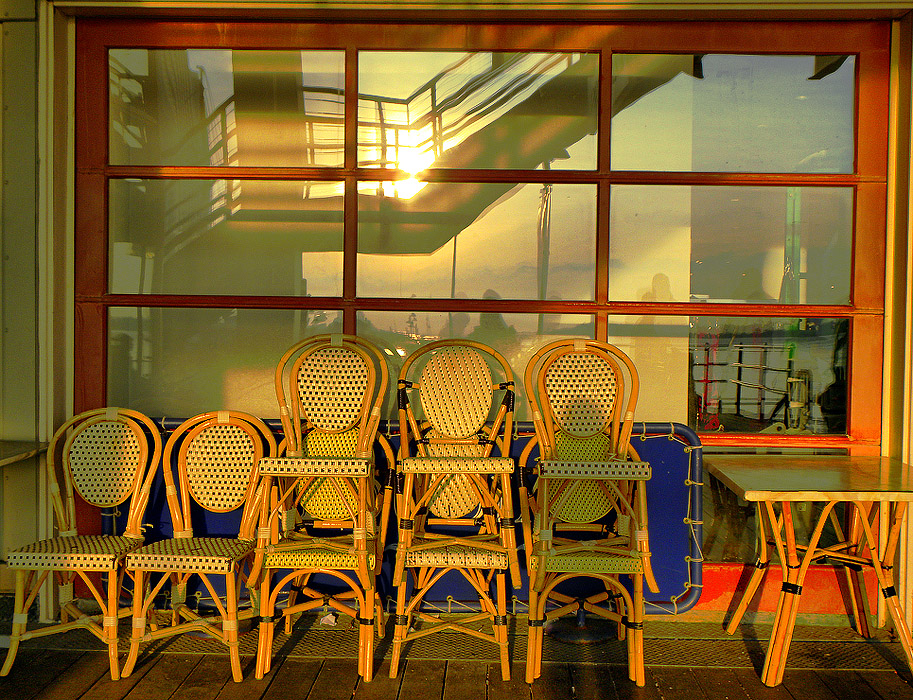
[526,339,639,461]
[524,339,642,525]
[270,334,389,524]
[49,407,162,539]
[398,340,515,520]
[163,411,276,540]
[274,334,388,461]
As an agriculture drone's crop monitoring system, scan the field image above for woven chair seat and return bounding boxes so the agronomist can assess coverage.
[6,535,143,572]
[404,543,509,569]
[259,456,371,476]
[126,537,256,574]
[399,456,514,474]
[263,543,376,570]
[530,549,646,575]
[539,459,651,480]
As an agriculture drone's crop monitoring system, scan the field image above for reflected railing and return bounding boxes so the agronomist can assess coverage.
[358,52,581,171]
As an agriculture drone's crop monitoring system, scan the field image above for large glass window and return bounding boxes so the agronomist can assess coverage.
[77,19,889,451]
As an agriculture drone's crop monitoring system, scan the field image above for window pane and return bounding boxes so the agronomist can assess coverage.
[108,307,342,417]
[607,315,848,435]
[358,52,598,170]
[358,182,596,300]
[109,49,344,167]
[358,310,594,420]
[109,179,344,296]
[611,54,855,173]
[609,185,852,304]
[690,317,848,435]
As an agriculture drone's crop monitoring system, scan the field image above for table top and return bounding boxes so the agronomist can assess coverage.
[705,454,913,502]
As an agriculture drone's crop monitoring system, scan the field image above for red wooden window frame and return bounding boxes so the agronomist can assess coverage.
[74,18,890,455]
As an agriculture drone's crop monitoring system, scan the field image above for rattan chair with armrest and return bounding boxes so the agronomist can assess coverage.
[520,339,659,686]
[254,334,393,682]
[390,339,520,681]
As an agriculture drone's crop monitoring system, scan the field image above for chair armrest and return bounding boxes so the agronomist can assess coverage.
[538,460,651,480]
[399,456,514,474]
[259,457,372,477]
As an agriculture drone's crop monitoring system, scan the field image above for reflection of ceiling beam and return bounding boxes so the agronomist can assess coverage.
[810,55,849,80]
[611,54,699,115]
[167,54,703,258]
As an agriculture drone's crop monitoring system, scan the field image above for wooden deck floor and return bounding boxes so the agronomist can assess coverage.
[2,646,912,700]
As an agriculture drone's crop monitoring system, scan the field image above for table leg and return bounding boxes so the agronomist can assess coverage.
[725,502,772,635]
[760,500,837,687]
[841,504,872,638]
[853,500,913,672]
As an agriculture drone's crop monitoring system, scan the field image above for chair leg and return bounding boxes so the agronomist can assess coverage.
[388,578,409,678]
[525,587,541,684]
[255,569,275,680]
[629,574,645,687]
[360,587,375,682]
[120,569,146,678]
[104,570,122,681]
[121,569,147,679]
[495,573,510,681]
[0,569,28,677]
[224,572,244,683]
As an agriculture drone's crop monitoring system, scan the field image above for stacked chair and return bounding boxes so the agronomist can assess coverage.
[1,407,162,680]
[6,336,659,685]
[121,410,276,682]
[390,339,521,681]
[254,334,393,682]
[520,339,658,686]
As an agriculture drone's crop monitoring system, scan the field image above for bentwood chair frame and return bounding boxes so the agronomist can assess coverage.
[121,410,276,683]
[254,334,393,682]
[1,408,162,681]
[520,339,659,686]
[390,339,520,681]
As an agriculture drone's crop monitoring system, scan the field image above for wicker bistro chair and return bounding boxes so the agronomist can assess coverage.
[390,340,521,681]
[254,334,393,682]
[520,339,659,687]
[1,408,162,681]
[121,410,276,683]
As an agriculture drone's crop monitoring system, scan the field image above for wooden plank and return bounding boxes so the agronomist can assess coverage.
[487,661,531,700]
[258,657,320,700]
[568,664,620,700]
[2,649,92,700]
[400,659,446,698]
[353,658,403,700]
[603,666,664,700]
[815,670,883,700]
[75,649,160,700]
[309,658,369,700]
[212,656,286,700]
[530,664,573,700]
[650,667,707,700]
[692,668,750,700]
[779,670,840,700]
[167,655,232,700]
[121,653,202,700]
[730,668,797,700]
[855,670,913,700]
[442,659,481,700]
